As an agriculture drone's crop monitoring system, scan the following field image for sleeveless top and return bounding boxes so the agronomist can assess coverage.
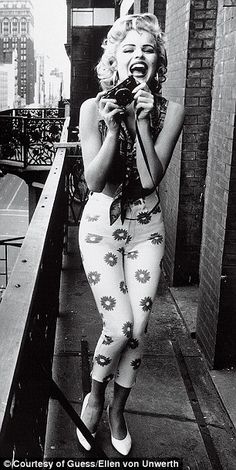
[98,95,169,225]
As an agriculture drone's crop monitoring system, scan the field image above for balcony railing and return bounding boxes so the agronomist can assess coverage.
[0,109,66,169]
[0,117,70,458]
[0,108,65,118]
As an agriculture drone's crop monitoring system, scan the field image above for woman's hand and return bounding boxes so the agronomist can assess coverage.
[95,90,125,134]
[133,82,154,120]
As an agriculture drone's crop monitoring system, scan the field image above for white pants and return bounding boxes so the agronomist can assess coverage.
[79,191,165,388]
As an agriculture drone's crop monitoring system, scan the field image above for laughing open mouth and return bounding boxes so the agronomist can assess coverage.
[130,62,148,77]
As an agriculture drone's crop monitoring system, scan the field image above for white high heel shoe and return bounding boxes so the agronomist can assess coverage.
[76,393,96,451]
[107,406,132,456]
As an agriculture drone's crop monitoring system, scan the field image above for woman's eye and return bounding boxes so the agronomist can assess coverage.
[123,48,134,53]
[143,47,155,53]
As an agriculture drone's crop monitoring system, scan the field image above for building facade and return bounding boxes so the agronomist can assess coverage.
[0,48,17,110]
[0,0,35,106]
[35,54,64,108]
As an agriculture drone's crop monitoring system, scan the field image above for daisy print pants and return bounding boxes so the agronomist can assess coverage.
[78,190,165,388]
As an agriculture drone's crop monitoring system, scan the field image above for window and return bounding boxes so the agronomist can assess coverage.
[94,9,115,26]
[72,9,93,26]
[3,38,8,50]
[3,19,10,34]
[72,8,114,27]
[12,18,18,34]
[21,19,27,33]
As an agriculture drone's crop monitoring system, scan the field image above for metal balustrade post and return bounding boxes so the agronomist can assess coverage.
[22,118,28,168]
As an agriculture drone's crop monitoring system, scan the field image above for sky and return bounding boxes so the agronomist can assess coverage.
[32,0,70,96]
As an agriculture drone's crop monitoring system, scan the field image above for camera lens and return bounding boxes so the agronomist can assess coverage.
[115,88,133,107]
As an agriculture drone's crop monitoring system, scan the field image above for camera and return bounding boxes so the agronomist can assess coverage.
[103,76,137,107]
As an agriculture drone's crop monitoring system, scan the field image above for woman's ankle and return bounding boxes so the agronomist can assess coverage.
[110,403,124,415]
[82,394,103,433]
[88,392,104,408]
[108,405,126,439]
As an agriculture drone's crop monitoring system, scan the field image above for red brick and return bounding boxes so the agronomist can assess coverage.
[202,58,214,67]
[184,115,198,124]
[206,0,217,9]
[194,0,205,8]
[187,77,201,87]
[188,39,203,48]
[198,114,211,124]
[188,59,201,68]
[189,49,214,58]
[194,20,205,29]
[205,19,215,28]
[203,38,215,48]
[201,78,212,87]
[194,10,208,19]
[185,96,199,106]
[199,96,212,105]
[186,87,210,96]
[182,151,197,160]
[191,29,215,39]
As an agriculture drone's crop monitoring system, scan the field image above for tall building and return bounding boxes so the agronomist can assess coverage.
[35,54,64,108]
[34,53,46,107]
[48,68,63,108]
[0,0,35,106]
[0,48,17,110]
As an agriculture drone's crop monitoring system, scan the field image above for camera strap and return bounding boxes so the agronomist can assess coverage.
[135,118,160,205]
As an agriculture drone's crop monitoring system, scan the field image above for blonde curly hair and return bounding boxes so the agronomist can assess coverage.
[96,13,167,92]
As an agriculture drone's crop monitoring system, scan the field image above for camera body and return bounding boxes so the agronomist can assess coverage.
[103,76,137,107]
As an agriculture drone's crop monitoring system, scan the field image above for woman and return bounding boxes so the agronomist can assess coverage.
[77,13,184,455]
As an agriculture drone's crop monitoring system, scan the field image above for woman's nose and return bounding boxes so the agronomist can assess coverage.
[134,47,144,58]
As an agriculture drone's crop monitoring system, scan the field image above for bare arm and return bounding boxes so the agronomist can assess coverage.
[79,96,123,192]
[133,83,185,189]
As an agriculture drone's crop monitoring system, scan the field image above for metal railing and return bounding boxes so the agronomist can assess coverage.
[0,108,65,118]
[0,237,24,291]
[0,118,70,459]
[0,115,65,169]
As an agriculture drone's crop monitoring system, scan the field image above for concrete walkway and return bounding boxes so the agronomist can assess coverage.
[44,227,236,469]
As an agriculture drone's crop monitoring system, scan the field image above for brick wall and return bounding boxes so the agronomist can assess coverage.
[175,0,218,285]
[161,0,217,285]
[160,0,190,284]
[196,1,236,367]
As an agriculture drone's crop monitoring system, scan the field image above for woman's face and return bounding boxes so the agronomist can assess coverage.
[115,29,158,85]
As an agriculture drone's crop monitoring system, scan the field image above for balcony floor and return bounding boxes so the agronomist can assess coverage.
[44,226,236,468]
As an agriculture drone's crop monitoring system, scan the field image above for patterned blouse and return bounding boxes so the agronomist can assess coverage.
[98,94,169,225]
